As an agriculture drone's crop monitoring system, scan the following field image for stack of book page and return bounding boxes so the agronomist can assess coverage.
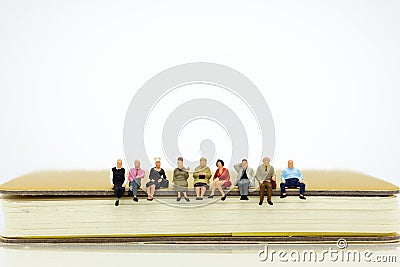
[0,170,398,244]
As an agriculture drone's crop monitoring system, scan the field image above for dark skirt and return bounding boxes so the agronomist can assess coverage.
[194,182,208,189]
[146,179,169,189]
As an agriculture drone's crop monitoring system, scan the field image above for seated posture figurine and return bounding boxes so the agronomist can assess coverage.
[145,157,169,201]
[255,156,276,206]
[233,159,255,201]
[128,160,145,202]
[173,156,190,202]
[109,159,128,206]
[280,160,306,200]
[209,159,231,201]
[193,157,212,200]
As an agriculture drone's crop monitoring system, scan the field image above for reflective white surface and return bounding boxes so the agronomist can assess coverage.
[1,243,400,267]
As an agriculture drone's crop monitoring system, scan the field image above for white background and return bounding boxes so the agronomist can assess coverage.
[0,1,400,265]
[0,0,399,185]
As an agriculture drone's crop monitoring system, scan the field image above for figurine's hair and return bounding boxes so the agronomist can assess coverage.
[216,159,224,167]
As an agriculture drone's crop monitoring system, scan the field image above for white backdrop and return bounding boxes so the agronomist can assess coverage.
[0,0,399,186]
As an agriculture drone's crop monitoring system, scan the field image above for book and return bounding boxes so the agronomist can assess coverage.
[0,169,399,244]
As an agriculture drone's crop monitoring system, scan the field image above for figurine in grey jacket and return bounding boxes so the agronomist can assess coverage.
[233,159,255,200]
[255,156,276,206]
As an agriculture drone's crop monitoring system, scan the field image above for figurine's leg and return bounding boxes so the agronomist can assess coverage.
[297,181,306,196]
[242,179,249,196]
[216,181,225,196]
[210,179,219,196]
[259,182,266,203]
[195,186,201,197]
[280,182,287,193]
[132,179,139,197]
[266,181,273,204]
[200,186,206,197]
[146,186,151,197]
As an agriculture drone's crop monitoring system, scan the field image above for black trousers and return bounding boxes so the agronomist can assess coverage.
[113,185,125,198]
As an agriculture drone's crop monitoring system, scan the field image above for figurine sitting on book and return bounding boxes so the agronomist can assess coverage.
[128,160,145,202]
[146,157,169,201]
[193,157,212,200]
[256,156,276,206]
[280,160,306,200]
[109,159,128,206]
[208,159,231,201]
[172,156,190,202]
[233,159,255,201]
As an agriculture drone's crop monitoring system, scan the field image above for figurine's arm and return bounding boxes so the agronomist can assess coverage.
[281,169,287,182]
[298,169,304,182]
[272,168,276,181]
[193,168,199,179]
[123,172,128,187]
[127,169,133,182]
[205,168,212,179]
[137,169,145,179]
[255,166,262,185]
[109,169,114,186]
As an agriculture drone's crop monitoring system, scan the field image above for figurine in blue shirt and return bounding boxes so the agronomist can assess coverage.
[280,160,306,200]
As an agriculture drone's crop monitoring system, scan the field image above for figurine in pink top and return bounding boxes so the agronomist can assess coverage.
[128,160,145,202]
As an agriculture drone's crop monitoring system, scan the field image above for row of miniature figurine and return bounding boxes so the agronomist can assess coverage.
[110,157,306,206]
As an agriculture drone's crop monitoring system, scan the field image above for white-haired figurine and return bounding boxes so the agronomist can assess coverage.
[145,157,169,200]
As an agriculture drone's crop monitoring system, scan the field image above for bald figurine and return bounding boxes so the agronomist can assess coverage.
[110,159,128,206]
[280,160,306,200]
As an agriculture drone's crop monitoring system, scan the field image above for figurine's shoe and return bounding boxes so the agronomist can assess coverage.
[133,197,138,202]
[177,197,181,202]
[280,194,287,198]
[208,195,214,199]
[221,194,227,201]
[267,200,274,206]
[184,197,190,202]
[259,201,263,205]
[299,195,306,200]
[115,200,119,206]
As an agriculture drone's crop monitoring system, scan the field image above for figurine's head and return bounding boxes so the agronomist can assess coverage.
[288,160,294,169]
[134,160,140,168]
[177,157,184,169]
[116,159,123,169]
[262,157,270,166]
[216,159,224,168]
[199,157,207,167]
[241,159,248,169]
[154,157,161,168]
